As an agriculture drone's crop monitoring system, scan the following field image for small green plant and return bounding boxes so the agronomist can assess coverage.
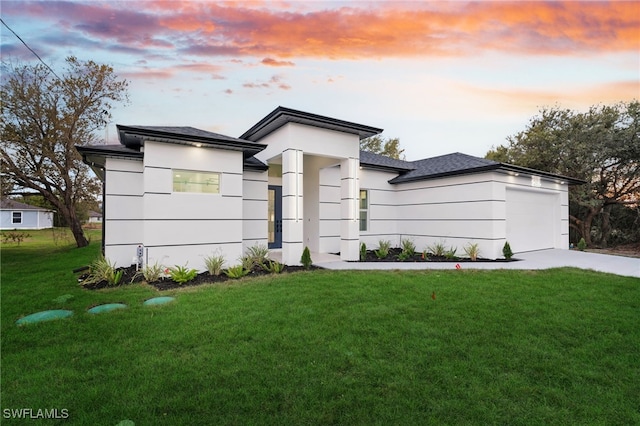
[444,247,458,260]
[400,238,416,257]
[204,253,225,276]
[360,242,367,261]
[464,242,480,261]
[375,240,391,259]
[245,244,269,269]
[421,250,429,261]
[427,241,447,257]
[397,251,412,261]
[265,259,285,274]
[224,264,250,279]
[577,237,587,251]
[502,241,513,260]
[168,264,198,284]
[82,256,123,286]
[300,246,312,269]
[1,231,31,245]
[141,262,164,282]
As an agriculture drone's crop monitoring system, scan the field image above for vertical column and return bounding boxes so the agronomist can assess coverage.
[282,149,304,265]
[340,157,360,261]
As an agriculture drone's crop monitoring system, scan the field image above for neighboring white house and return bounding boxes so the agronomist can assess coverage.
[87,210,103,224]
[77,106,582,269]
[0,198,54,230]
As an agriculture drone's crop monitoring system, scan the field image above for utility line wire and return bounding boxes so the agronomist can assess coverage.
[1,17,62,81]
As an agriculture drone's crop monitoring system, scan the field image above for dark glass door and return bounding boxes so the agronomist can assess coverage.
[268,185,282,249]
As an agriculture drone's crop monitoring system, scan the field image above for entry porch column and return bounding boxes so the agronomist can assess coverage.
[340,157,360,261]
[282,149,304,265]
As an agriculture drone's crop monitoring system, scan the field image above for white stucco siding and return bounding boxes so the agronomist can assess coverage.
[359,169,400,248]
[392,174,504,258]
[103,158,144,267]
[255,123,360,164]
[242,171,268,252]
[103,141,246,270]
[318,166,341,253]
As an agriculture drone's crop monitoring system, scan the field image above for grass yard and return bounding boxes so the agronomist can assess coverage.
[1,230,639,425]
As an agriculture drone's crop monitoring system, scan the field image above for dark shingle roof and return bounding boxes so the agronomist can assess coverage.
[359,150,415,172]
[0,198,52,211]
[117,125,265,157]
[390,152,500,183]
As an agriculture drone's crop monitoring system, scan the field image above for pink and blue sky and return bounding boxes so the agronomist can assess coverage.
[1,1,638,159]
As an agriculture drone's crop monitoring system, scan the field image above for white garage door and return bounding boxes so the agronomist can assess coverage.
[506,188,557,253]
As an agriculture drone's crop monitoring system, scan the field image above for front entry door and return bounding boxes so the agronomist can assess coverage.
[268,185,282,249]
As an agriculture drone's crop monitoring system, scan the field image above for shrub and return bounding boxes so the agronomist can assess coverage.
[245,244,269,269]
[225,264,250,279]
[577,238,587,251]
[427,241,447,257]
[400,238,416,257]
[204,253,225,276]
[444,247,458,260]
[360,242,367,261]
[82,256,123,286]
[168,264,198,284]
[375,240,391,259]
[1,231,31,245]
[265,259,284,274]
[300,246,312,269]
[238,255,253,271]
[502,241,513,260]
[141,262,164,282]
[397,251,412,261]
[464,243,480,261]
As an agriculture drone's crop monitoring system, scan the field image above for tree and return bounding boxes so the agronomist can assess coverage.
[360,135,405,160]
[486,101,640,247]
[1,56,129,247]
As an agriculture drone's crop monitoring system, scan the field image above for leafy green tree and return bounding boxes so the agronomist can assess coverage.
[360,135,405,160]
[1,56,129,247]
[486,101,640,247]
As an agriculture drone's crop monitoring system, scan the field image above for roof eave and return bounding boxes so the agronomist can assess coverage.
[241,106,383,142]
[389,164,500,184]
[117,125,265,157]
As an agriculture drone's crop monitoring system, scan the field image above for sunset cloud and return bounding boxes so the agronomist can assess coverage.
[4,1,638,62]
[261,58,295,67]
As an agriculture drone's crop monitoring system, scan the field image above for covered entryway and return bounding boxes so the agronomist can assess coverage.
[506,187,559,253]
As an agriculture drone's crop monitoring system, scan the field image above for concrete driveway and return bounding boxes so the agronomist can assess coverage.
[317,249,640,278]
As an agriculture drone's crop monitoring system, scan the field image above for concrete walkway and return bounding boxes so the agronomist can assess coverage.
[315,249,640,279]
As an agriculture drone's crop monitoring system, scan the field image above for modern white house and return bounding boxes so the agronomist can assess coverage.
[77,107,582,269]
[0,198,54,230]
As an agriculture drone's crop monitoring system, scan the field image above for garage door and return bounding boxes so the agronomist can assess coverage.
[506,188,557,253]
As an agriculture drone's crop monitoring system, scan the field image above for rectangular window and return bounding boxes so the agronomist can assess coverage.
[173,170,220,194]
[359,189,368,232]
[12,211,22,224]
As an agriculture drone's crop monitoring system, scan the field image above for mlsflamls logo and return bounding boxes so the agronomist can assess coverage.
[3,408,69,419]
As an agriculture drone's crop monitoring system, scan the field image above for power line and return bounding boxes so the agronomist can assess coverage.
[0,17,61,81]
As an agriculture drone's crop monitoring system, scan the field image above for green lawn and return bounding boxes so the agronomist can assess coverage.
[1,230,639,425]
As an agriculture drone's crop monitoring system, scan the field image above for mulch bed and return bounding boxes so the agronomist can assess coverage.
[80,264,322,291]
[359,248,516,263]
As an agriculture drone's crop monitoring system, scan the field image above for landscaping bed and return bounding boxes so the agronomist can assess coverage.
[359,247,516,263]
[80,263,321,291]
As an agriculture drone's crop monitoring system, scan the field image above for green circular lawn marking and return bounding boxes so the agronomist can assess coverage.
[87,303,128,314]
[143,296,176,306]
[16,310,73,326]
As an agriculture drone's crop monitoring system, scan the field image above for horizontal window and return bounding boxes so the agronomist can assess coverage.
[173,170,220,194]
